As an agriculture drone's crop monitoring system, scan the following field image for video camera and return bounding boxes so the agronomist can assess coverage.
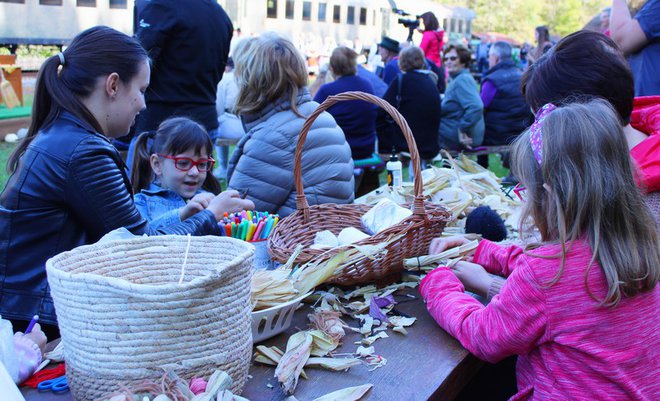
[392,8,421,42]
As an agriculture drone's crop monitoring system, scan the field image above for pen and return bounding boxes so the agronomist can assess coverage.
[240,188,250,199]
[25,315,39,334]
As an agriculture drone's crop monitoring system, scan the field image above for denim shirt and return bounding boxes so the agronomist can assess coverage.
[134,183,206,230]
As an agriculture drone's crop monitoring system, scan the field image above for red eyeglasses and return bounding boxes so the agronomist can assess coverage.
[157,154,215,172]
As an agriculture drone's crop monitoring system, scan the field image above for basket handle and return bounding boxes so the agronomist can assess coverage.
[294,91,426,223]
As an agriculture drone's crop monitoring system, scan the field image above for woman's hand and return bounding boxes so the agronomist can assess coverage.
[208,190,255,220]
[429,235,475,256]
[179,193,215,221]
[451,261,492,298]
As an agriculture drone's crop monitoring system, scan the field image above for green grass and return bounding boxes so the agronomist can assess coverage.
[0,93,33,120]
[0,142,16,187]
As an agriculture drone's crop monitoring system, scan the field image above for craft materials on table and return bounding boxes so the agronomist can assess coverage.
[37,375,69,394]
[25,315,39,334]
[23,363,66,389]
[220,211,279,242]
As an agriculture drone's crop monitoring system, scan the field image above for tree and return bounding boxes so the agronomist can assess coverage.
[434,0,609,42]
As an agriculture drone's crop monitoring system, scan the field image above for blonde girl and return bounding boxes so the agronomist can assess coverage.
[422,99,659,400]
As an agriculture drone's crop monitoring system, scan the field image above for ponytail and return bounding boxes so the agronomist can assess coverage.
[130,131,157,194]
[6,26,147,173]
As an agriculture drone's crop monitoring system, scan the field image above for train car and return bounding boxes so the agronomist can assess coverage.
[0,0,135,46]
[226,0,475,54]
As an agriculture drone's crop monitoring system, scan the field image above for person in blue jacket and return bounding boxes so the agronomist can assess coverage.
[0,27,253,338]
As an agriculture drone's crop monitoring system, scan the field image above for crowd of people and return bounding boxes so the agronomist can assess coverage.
[0,0,659,399]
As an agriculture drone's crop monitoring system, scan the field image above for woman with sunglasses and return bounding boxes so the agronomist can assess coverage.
[0,27,254,337]
[438,44,485,150]
[131,117,245,228]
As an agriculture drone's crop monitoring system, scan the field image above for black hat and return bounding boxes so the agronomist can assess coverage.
[378,36,400,53]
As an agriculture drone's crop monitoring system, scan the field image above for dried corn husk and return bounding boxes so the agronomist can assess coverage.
[309,309,347,343]
[403,240,479,271]
[312,384,373,401]
[275,331,314,394]
[251,269,299,311]
[305,357,361,371]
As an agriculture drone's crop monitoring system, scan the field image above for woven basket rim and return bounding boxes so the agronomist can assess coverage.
[46,235,255,294]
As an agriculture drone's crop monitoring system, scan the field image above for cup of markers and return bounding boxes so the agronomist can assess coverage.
[220,211,280,270]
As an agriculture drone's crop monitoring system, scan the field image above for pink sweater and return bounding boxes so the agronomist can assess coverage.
[419,240,660,400]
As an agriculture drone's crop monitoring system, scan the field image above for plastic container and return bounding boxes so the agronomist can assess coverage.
[251,292,310,343]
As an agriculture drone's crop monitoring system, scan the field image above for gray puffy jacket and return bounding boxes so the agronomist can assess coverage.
[227,88,354,216]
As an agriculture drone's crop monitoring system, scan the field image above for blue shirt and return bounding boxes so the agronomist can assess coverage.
[630,0,660,96]
[134,182,207,230]
[357,64,388,97]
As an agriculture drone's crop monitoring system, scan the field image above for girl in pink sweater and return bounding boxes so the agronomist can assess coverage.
[420,99,660,400]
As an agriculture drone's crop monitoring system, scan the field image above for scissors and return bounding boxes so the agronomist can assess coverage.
[37,375,69,393]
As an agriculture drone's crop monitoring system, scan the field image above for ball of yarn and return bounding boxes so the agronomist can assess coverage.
[465,206,507,242]
[189,377,208,395]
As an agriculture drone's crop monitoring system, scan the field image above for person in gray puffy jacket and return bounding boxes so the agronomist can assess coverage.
[227,34,355,216]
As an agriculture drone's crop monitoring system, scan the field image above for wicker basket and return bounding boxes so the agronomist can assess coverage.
[268,91,451,286]
[46,236,254,401]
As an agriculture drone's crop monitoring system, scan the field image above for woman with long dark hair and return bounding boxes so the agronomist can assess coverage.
[0,26,252,337]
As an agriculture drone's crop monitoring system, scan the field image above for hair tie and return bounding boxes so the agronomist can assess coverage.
[57,52,65,66]
[529,103,556,165]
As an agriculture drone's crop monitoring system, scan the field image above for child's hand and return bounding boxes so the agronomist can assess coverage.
[180,193,216,221]
[450,261,493,298]
[15,323,47,356]
[208,190,255,220]
[429,235,475,256]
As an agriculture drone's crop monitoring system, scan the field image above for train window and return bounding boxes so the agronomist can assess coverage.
[0,0,25,3]
[450,19,456,33]
[109,0,126,8]
[285,0,294,19]
[458,20,463,33]
[39,0,62,4]
[347,6,355,24]
[76,0,96,6]
[302,1,311,21]
[267,0,277,19]
[443,18,448,31]
[318,2,327,22]
[359,7,367,25]
[333,5,340,23]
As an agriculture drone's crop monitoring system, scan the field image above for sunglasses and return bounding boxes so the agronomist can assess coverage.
[157,154,215,172]
[444,55,458,62]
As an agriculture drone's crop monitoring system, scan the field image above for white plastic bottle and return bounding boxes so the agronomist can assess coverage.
[386,149,403,189]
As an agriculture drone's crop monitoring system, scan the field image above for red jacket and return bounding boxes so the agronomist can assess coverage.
[630,96,660,193]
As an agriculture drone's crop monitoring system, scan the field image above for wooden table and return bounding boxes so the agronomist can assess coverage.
[21,290,481,401]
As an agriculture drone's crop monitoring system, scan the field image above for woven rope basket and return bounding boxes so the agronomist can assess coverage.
[268,91,451,286]
[46,235,254,401]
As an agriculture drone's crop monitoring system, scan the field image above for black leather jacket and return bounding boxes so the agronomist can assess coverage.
[0,112,221,325]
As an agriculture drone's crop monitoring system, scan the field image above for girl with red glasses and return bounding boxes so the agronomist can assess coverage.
[131,117,254,228]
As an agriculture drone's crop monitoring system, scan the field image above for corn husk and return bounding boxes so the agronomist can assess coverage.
[312,384,373,401]
[305,357,361,371]
[403,240,479,271]
[251,269,299,311]
[275,331,314,394]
